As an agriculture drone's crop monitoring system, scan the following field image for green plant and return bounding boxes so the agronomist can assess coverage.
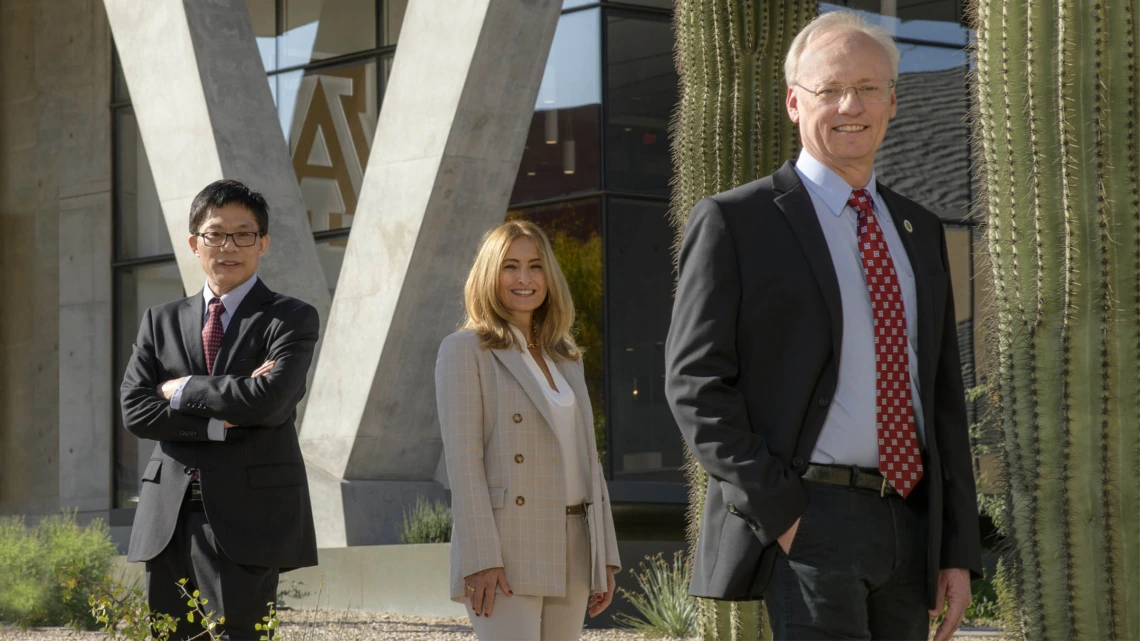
[670,2,816,639]
[974,0,1140,637]
[0,511,117,628]
[398,497,452,544]
[614,551,698,639]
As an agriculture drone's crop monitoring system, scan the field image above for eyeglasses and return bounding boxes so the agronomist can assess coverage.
[195,231,264,247]
[794,80,895,106]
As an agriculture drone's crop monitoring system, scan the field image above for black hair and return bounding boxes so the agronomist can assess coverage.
[188,179,270,235]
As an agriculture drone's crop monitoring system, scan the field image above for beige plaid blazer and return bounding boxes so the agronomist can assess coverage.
[436,329,621,602]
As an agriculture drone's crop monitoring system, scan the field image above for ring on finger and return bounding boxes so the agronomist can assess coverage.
[467,585,476,592]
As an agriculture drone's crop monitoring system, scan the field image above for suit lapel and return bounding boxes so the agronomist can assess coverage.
[877,184,936,393]
[179,294,207,374]
[773,161,844,357]
[490,346,557,430]
[214,279,274,375]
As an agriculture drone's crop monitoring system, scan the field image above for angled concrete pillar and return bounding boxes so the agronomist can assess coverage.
[102,0,330,317]
[299,0,560,545]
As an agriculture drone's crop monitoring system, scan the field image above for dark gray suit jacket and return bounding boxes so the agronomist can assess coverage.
[665,161,982,607]
[120,278,319,570]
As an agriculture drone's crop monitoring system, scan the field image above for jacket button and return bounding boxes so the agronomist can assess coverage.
[792,456,805,468]
[512,413,523,423]
[818,397,830,407]
[515,496,525,506]
[515,454,525,464]
[726,502,738,515]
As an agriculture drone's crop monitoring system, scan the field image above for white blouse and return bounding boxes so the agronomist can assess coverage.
[510,326,591,505]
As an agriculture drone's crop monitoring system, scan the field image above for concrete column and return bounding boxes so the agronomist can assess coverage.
[102,0,330,320]
[298,0,560,545]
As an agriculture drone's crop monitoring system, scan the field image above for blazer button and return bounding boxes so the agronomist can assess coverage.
[515,454,525,464]
[792,456,805,468]
[512,413,523,423]
[515,496,525,506]
[818,397,830,407]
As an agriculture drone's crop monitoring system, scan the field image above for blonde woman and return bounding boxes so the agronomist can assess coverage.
[436,220,621,640]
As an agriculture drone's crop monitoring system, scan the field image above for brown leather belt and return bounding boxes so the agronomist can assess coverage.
[803,463,900,498]
[566,502,589,516]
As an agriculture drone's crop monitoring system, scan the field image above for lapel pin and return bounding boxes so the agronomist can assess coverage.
[903,220,913,233]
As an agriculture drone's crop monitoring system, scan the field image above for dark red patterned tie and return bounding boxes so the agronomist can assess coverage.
[202,297,225,375]
[847,189,923,498]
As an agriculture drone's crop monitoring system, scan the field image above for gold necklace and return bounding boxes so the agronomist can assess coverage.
[527,324,539,350]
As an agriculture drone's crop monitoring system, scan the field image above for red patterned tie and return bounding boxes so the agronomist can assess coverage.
[202,297,225,375]
[847,189,923,498]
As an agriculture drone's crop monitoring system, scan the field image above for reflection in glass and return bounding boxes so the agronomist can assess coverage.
[115,110,171,261]
[511,10,602,204]
[113,261,185,508]
[246,0,277,72]
[821,1,967,46]
[381,0,408,45]
[315,236,348,296]
[877,64,969,220]
[605,12,676,196]
[279,60,380,231]
[897,42,967,73]
[280,0,376,69]
[506,199,606,459]
[605,199,681,482]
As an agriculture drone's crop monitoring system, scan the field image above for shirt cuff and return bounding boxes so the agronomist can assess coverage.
[170,376,191,410]
[207,418,227,441]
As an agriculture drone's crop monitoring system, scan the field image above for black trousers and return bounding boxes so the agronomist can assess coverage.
[146,501,279,641]
[763,482,930,641]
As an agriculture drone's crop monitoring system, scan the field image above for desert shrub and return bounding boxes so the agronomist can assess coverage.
[0,512,117,628]
[614,550,697,639]
[398,498,452,544]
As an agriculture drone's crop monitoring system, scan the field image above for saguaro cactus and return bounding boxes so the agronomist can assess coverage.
[669,2,816,639]
[974,0,1140,638]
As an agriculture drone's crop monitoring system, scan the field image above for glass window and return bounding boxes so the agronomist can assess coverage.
[506,199,606,458]
[876,61,969,221]
[822,0,967,46]
[611,0,672,7]
[381,0,407,45]
[279,58,381,231]
[246,0,278,72]
[113,261,185,508]
[511,10,603,204]
[897,42,967,74]
[115,109,172,261]
[279,0,377,69]
[605,12,676,196]
[604,198,681,481]
[315,235,349,296]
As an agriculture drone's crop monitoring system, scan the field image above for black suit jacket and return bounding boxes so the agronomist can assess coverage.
[664,161,982,606]
[120,278,320,570]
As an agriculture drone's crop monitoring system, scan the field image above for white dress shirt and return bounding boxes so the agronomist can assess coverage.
[170,274,260,441]
[794,150,925,468]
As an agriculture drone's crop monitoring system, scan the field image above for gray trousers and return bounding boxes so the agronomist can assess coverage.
[763,482,930,641]
[146,503,279,641]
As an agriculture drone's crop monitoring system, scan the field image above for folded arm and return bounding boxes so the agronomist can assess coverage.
[119,308,213,442]
[176,304,320,427]
[664,198,806,547]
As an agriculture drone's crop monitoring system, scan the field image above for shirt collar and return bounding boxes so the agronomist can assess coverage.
[203,274,259,316]
[794,149,879,217]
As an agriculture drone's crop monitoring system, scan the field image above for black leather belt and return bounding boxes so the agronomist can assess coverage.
[803,463,900,498]
[566,502,589,516]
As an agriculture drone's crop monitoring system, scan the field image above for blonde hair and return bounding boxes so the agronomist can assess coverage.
[784,11,899,86]
[461,220,580,361]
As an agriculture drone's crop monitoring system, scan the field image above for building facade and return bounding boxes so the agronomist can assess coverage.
[0,0,985,547]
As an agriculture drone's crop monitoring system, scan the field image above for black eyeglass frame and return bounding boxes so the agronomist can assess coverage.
[193,231,266,248]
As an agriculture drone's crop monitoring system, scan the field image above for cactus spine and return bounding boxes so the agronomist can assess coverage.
[670,2,816,639]
[974,0,1140,638]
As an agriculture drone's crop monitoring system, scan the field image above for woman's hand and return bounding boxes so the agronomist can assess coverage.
[464,567,513,617]
[588,565,618,617]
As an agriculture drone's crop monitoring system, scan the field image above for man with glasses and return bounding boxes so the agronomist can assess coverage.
[120,179,320,640]
[665,11,981,641]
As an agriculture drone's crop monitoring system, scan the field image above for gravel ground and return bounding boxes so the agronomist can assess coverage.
[0,612,1009,641]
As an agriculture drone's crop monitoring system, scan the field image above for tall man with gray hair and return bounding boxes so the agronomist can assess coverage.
[665,11,982,640]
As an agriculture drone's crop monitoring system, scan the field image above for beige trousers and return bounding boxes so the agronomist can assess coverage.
[467,515,592,641]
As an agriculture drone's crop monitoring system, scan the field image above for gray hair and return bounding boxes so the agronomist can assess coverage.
[784,11,900,86]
